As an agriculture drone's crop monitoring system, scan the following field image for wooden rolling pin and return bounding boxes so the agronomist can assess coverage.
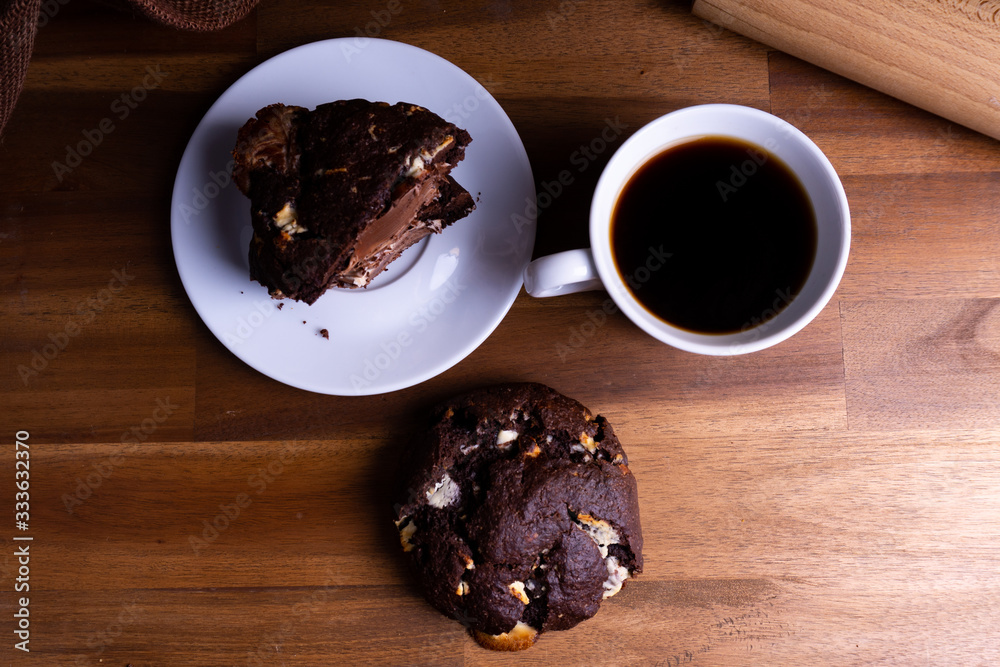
[692,0,1000,141]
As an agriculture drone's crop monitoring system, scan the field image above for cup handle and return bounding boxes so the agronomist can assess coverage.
[523,248,604,298]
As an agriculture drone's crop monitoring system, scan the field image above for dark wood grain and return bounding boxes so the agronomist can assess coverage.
[3,0,1000,664]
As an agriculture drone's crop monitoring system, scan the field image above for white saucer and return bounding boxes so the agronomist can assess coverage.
[170,39,536,395]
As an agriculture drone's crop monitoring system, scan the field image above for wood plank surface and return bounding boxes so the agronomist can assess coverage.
[692,0,1000,140]
[2,0,1000,664]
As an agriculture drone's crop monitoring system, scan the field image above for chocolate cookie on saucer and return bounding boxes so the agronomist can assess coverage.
[232,99,475,304]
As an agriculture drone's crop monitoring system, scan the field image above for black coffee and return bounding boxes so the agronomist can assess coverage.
[610,136,817,334]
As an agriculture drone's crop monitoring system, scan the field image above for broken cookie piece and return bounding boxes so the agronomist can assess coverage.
[472,621,539,651]
[393,383,643,650]
[232,99,475,304]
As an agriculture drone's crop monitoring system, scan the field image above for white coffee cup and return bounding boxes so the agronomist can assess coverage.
[523,104,850,355]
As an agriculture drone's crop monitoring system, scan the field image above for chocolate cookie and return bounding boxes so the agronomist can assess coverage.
[232,99,474,304]
[393,383,643,650]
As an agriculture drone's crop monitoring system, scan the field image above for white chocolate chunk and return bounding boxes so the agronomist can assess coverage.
[602,556,629,599]
[273,202,307,235]
[509,581,529,604]
[509,621,537,639]
[496,429,519,446]
[404,155,425,178]
[399,522,416,552]
[571,512,620,558]
[420,136,454,163]
[579,433,597,453]
[426,473,460,509]
[457,581,470,596]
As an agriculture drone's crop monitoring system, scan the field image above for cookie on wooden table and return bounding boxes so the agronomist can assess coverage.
[393,383,643,650]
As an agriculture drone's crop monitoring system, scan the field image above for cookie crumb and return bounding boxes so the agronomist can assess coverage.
[277,303,284,310]
[319,328,329,339]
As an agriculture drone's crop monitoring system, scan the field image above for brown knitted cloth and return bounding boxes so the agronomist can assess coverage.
[0,0,259,138]
[1,0,42,139]
[129,0,258,30]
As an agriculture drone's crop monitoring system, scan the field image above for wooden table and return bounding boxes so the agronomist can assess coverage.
[3,1,999,664]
